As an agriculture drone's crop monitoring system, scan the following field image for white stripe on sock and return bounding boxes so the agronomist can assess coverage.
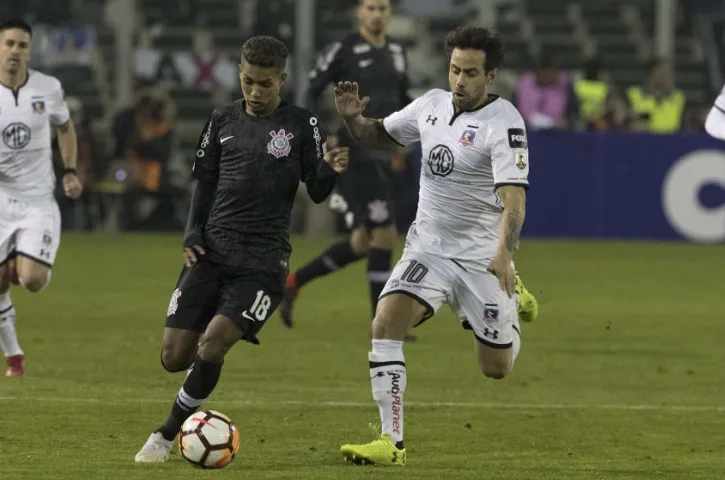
[177,387,204,409]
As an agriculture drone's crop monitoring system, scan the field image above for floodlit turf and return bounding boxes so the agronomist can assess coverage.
[1,234,724,479]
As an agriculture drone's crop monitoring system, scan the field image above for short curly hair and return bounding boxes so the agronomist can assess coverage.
[444,25,505,72]
[242,36,289,70]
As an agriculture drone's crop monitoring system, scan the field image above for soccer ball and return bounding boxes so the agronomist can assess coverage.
[178,410,240,469]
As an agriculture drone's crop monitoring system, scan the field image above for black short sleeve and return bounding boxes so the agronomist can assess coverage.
[192,110,221,183]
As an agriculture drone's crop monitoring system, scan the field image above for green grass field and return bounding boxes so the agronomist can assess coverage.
[1,234,724,479]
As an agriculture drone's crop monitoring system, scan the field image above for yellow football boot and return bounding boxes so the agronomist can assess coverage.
[340,433,406,466]
[516,273,539,323]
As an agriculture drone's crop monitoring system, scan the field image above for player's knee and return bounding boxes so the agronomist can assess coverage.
[22,273,49,293]
[480,361,511,380]
[371,296,421,339]
[371,315,400,339]
[160,346,194,373]
[197,336,227,363]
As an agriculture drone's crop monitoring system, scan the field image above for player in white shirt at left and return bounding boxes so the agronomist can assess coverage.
[705,83,725,140]
[0,19,83,377]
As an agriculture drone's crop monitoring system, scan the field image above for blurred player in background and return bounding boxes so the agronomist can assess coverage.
[280,0,414,338]
[0,19,82,377]
[705,83,725,140]
[134,36,348,463]
[333,25,538,466]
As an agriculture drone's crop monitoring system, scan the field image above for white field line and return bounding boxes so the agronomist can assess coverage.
[0,396,724,412]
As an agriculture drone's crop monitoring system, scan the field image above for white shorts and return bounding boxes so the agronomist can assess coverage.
[380,249,520,348]
[0,194,61,267]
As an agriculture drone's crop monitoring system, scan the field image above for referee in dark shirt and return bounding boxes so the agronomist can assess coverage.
[281,0,415,339]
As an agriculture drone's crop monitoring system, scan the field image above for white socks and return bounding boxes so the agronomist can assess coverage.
[369,339,406,445]
[0,292,22,357]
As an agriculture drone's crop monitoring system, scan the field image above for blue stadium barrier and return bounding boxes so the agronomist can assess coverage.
[398,132,725,243]
[524,131,725,243]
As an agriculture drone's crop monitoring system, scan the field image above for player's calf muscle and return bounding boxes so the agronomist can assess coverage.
[16,258,51,292]
[480,362,511,380]
[19,271,49,292]
[476,348,513,379]
[21,276,47,292]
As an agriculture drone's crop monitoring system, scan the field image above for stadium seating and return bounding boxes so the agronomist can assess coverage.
[495,0,709,104]
[5,0,717,159]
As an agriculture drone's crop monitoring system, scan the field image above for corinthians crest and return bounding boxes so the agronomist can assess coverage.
[167,288,181,316]
[267,129,294,158]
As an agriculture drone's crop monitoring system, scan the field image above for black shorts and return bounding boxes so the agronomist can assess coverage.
[328,145,395,230]
[165,259,285,345]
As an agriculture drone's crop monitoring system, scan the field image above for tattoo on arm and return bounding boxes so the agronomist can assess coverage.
[496,186,526,256]
[503,207,525,254]
[343,117,399,150]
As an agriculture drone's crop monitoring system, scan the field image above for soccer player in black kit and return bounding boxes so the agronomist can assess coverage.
[280,0,414,338]
[134,36,349,463]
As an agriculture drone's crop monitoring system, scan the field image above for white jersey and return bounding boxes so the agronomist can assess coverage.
[383,88,529,262]
[0,70,70,199]
[706,83,725,141]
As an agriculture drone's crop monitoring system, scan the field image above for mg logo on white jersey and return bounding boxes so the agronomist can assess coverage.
[428,144,454,177]
[3,123,31,149]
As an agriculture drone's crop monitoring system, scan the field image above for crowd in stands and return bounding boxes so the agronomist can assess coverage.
[513,55,705,134]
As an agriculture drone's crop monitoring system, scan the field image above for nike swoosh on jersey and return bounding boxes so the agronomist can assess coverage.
[359,59,373,68]
[242,310,257,321]
[220,135,234,144]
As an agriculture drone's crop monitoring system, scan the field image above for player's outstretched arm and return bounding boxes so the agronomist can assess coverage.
[335,81,400,151]
[488,186,527,297]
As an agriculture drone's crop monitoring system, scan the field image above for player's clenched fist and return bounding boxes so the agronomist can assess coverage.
[324,146,349,173]
[334,81,370,119]
[63,172,83,199]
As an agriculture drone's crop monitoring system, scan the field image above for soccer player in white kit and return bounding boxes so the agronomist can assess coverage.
[334,26,538,466]
[0,19,83,377]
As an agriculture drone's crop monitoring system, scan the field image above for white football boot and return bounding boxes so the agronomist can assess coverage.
[134,432,173,463]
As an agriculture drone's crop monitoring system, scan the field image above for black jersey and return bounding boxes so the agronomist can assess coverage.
[185,99,336,273]
[308,32,412,127]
